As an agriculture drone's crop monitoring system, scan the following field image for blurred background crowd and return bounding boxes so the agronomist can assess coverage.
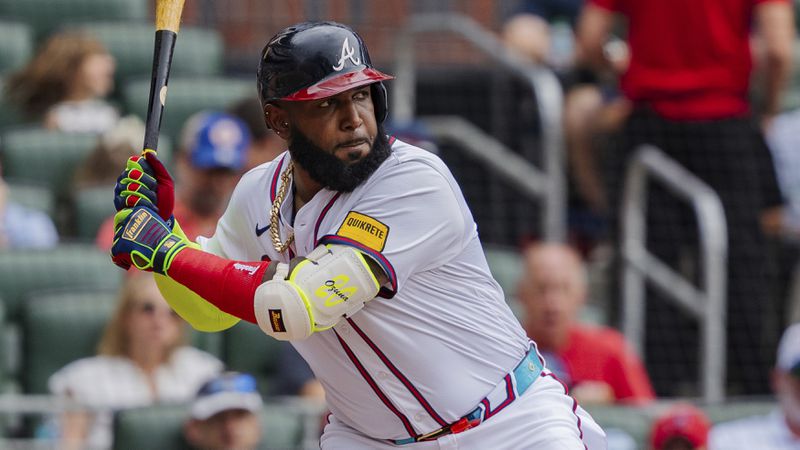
[0,0,799,449]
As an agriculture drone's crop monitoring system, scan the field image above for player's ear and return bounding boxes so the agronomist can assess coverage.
[264,103,290,140]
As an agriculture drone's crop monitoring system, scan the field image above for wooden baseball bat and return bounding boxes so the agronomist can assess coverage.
[142,0,186,155]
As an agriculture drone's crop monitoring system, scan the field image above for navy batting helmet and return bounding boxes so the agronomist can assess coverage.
[257,21,393,123]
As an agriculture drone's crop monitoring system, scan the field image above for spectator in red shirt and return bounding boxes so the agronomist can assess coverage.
[519,242,656,405]
[96,111,251,247]
[577,0,794,395]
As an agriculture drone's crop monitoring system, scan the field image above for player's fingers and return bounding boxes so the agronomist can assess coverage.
[124,169,158,190]
[119,194,157,211]
[121,183,157,202]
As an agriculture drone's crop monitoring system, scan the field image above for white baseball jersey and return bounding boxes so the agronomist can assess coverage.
[198,139,579,443]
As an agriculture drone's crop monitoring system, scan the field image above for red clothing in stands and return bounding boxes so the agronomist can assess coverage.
[590,0,788,120]
[533,324,656,404]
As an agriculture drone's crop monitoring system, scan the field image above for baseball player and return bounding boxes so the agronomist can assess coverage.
[110,21,606,449]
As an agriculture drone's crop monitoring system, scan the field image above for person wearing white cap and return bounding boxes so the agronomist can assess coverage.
[183,372,264,450]
[709,323,800,449]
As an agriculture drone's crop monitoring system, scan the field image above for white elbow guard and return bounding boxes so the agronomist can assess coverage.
[254,244,381,341]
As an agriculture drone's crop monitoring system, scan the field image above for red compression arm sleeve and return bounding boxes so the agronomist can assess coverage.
[167,248,270,324]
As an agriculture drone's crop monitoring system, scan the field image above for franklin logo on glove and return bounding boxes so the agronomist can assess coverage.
[123,209,153,241]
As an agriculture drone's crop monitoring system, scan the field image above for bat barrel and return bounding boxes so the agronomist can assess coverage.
[143,29,177,152]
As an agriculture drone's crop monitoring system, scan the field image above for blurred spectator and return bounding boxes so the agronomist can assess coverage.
[73,115,145,189]
[5,31,119,133]
[0,161,58,249]
[501,0,582,67]
[503,0,630,239]
[228,97,285,170]
[272,343,325,402]
[578,0,795,395]
[96,111,250,247]
[650,403,711,450]
[48,272,223,450]
[518,243,655,404]
[709,322,800,449]
[183,372,264,450]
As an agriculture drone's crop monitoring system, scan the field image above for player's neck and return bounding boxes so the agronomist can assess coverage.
[292,165,324,208]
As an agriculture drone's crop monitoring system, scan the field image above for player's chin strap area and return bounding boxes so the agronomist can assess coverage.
[393,343,544,445]
[254,244,381,341]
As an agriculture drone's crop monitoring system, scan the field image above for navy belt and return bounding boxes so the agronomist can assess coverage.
[393,344,543,445]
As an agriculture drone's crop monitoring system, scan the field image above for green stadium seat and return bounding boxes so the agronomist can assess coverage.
[583,403,654,449]
[112,403,306,450]
[0,21,33,75]
[703,399,776,424]
[780,39,800,111]
[0,298,13,391]
[0,128,98,202]
[123,77,256,145]
[112,404,187,450]
[21,289,117,394]
[1,127,175,237]
[0,77,28,131]
[6,183,55,219]
[0,0,147,40]
[0,244,123,320]
[484,244,524,317]
[73,186,114,242]
[484,244,523,299]
[220,321,284,398]
[73,22,224,86]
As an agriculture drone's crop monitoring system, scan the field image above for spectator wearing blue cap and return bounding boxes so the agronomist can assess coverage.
[172,111,252,240]
[183,372,264,450]
[96,111,251,247]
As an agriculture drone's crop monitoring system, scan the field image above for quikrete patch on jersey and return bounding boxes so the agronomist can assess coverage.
[337,211,389,251]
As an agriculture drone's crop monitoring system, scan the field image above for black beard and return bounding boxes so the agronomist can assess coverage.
[288,126,391,192]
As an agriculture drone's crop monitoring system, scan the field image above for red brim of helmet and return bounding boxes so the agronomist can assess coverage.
[281,67,394,101]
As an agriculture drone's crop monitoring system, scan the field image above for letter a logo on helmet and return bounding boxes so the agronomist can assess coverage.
[257,21,393,123]
[333,38,361,71]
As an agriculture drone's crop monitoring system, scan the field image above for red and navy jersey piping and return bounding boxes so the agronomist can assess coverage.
[347,318,449,427]
[334,329,417,438]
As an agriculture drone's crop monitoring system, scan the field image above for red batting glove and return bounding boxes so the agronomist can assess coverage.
[143,150,175,221]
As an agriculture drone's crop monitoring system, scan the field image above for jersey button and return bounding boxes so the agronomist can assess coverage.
[378,371,389,380]
[414,413,425,422]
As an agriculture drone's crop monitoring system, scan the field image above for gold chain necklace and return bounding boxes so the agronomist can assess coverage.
[270,162,294,253]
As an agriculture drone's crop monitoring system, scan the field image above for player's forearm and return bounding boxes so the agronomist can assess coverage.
[167,247,271,324]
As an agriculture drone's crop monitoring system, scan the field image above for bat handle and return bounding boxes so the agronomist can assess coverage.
[143,29,178,156]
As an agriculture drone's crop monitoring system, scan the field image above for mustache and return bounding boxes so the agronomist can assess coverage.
[337,138,369,148]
